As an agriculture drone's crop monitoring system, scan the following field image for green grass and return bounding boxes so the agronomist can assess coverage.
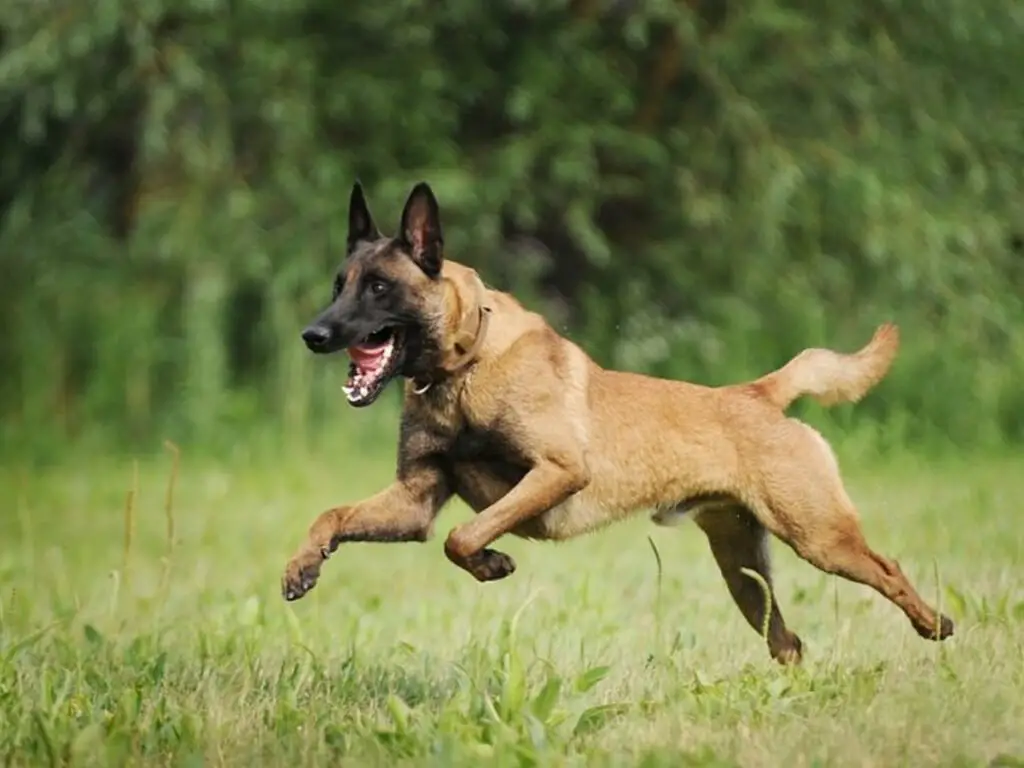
[1,438,1023,767]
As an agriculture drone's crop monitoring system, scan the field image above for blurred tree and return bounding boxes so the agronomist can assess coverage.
[0,0,1021,457]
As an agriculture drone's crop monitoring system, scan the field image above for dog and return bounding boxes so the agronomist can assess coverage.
[281,181,954,664]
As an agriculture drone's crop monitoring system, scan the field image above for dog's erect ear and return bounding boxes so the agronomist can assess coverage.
[398,182,443,278]
[347,182,381,254]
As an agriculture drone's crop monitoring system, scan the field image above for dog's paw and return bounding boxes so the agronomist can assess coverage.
[281,550,324,601]
[915,613,955,641]
[467,549,517,582]
[771,632,804,666]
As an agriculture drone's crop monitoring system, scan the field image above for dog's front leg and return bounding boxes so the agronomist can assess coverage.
[282,468,450,601]
[444,458,589,581]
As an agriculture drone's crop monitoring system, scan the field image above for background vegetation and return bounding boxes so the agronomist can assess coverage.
[2,0,1023,461]
[2,1,1024,765]
[2,450,1023,766]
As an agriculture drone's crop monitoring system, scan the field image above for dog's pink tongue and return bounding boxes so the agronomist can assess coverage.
[348,344,385,371]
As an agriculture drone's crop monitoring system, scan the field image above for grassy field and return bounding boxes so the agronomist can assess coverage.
[1,434,1023,767]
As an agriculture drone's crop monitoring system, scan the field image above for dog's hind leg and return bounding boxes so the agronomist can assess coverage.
[691,506,804,665]
[756,421,954,643]
[779,505,954,641]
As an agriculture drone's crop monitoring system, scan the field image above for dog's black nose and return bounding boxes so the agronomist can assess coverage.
[302,325,331,350]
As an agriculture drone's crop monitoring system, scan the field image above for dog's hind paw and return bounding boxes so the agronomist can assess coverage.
[915,613,955,641]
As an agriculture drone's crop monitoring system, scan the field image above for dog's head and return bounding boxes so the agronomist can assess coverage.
[302,181,475,407]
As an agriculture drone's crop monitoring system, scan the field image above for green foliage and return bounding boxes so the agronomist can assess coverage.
[1,0,1023,457]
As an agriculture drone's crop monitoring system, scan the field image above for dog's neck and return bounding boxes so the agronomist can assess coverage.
[441,303,491,373]
[411,268,492,395]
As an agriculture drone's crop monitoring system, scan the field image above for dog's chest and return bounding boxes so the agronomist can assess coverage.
[447,424,519,464]
[444,425,529,510]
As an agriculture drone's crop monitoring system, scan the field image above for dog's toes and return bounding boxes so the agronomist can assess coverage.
[771,632,804,666]
[469,549,517,582]
[281,554,323,601]
[913,613,955,641]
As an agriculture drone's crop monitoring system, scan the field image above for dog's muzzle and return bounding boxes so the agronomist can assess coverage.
[302,324,333,353]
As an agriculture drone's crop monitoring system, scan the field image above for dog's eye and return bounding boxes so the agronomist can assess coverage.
[368,280,389,296]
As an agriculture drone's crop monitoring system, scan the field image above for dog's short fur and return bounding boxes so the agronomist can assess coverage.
[282,181,954,664]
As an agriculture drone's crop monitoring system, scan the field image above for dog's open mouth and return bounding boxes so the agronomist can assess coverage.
[343,327,403,407]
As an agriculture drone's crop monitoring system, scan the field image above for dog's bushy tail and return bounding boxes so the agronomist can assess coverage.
[742,323,900,411]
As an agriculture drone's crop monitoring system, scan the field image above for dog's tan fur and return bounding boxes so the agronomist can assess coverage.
[282,186,953,664]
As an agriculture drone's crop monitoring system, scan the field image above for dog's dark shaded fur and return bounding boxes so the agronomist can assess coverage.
[282,181,954,664]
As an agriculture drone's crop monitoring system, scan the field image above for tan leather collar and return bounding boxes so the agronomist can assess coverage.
[411,304,491,395]
[442,304,491,373]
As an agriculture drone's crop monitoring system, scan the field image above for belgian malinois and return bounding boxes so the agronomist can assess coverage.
[282,181,954,664]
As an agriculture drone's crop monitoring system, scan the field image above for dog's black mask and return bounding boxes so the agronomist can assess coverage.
[301,182,445,407]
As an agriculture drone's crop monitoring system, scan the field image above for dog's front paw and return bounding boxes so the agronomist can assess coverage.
[467,549,517,582]
[281,549,325,601]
